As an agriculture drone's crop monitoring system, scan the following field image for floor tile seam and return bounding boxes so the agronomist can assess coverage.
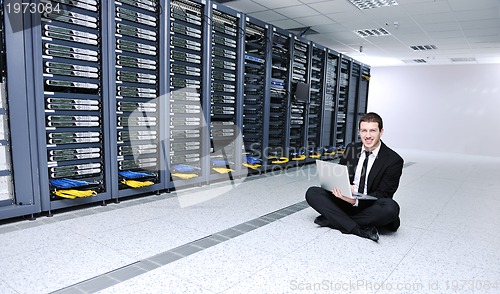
[376,228,427,290]
[49,201,309,293]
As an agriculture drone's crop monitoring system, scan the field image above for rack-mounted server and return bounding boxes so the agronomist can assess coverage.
[288,37,309,164]
[321,49,340,159]
[266,28,291,167]
[209,6,240,180]
[115,0,161,192]
[40,0,108,207]
[168,0,207,184]
[307,45,325,161]
[242,18,268,171]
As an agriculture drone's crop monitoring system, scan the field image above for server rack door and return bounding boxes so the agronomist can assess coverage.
[167,0,210,188]
[267,26,291,170]
[288,36,310,166]
[0,3,41,220]
[308,44,326,162]
[208,4,241,182]
[112,0,165,198]
[321,49,340,160]
[35,0,112,212]
[241,17,269,174]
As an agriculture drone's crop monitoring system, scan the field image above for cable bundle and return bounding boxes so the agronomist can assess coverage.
[54,189,97,199]
[119,170,155,179]
[121,179,154,188]
[50,178,98,189]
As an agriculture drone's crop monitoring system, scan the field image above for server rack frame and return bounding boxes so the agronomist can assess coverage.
[306,41,327,164]
[166,0,211,190]
[32,1,114,213]
[266,25,292,171]
[241,15,271,174]
[287,34,311,168]
[110,0,168,200]
[0,4,41,220]
[345,59,360,144]
[320,48,341,160]
[352,62,370,142]
[207,2,245,183]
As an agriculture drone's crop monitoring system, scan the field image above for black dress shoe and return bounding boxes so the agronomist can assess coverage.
[354,226,379,242]
[314,215,329,227]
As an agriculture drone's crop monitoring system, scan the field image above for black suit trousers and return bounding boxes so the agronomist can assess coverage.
[305,186,400,233]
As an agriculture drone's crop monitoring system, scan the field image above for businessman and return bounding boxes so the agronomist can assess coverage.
[306,112,403,241]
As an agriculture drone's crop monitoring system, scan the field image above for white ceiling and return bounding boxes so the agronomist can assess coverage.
[220,0,500,66]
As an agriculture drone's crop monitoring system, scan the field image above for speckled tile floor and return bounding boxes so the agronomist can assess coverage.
[1,149,499,294]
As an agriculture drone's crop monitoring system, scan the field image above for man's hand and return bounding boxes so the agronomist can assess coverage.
[331,187,356,205]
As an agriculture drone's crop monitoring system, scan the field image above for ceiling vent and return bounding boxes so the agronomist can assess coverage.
[347,0,398,10]
[410,45,437,51]
[355,28,391,37]
[450,57,477,63]
[402,59,427,64]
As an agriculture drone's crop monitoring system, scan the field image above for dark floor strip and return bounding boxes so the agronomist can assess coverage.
[50,200,309,294]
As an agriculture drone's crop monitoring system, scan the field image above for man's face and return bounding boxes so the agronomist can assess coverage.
[359,121,383,151]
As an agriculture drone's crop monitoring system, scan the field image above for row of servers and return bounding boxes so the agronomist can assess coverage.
[0,0,370,220]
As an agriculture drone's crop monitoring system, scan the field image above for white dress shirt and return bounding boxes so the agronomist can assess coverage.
[352,144,381,206]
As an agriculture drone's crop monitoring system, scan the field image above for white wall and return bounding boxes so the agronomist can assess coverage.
[368,64,500,157]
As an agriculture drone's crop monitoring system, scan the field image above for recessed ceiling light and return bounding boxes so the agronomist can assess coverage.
[355,28,391,37]
[347,0,398,10]
[410,45,438,51]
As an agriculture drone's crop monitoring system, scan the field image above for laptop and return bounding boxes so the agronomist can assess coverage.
[316,160,377,200]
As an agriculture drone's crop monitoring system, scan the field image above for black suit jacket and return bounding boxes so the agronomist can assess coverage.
[339,141,403,199]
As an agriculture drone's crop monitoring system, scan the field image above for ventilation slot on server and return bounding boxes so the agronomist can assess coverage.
[42,0,105,200]
[115,0,160,190]
[169,0,204,181]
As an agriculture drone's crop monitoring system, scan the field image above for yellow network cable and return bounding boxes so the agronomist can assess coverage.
[171,173,198,179]
[54,189,97,199]
[242,163,261,170]
[121,179,154,188]
[271,157,289,164]
[309,153,321,159]
[291,154,306,161]
[212,167,234,174]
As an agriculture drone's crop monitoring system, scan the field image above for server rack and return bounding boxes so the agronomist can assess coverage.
[288,36,310,166]
[307,43,326,163]
[241,16,270,173]
[345,59,360,144]
[112,0,166,198]
[34,0,113,212]
[335,56,350,153]
[267,26,291,169]
[208,4,243,182]
[0,5,41,219]
[167,0,210,188]
[320,48,340,160]
[353,63,370,141]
